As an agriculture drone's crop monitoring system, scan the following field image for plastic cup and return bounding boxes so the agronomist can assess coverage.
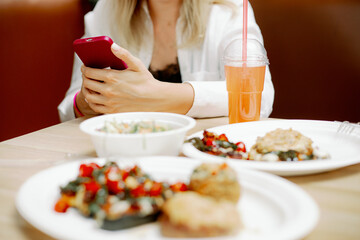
[223,38,269,124]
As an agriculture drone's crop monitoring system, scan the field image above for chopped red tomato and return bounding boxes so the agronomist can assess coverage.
[107,180,124,194]
[218,133,229,141]
[170,182,187,192]
[79,163,100,178]
[84,181,101,194]
[121,170,129,181]
[149,182,162,196]
[236,142,246,153]
[104,166,125,194]
[205,138,214,146]
[131,185,146,197]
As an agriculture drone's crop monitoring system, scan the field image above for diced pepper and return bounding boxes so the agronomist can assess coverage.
[107,180,124,194]
[205,139,214,146]
[54,195,71,213]
[104,166,125,194]
[236,142,246,153]
[79,163,100,178]
[218,133,229,141]
[149,182,162,196]
[84,181,101,194]
[131,185,146,197]
[121,170,129,181]
[170,182,187,192]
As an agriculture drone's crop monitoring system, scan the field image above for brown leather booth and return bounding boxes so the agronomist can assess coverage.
[251,0,360,122]
[0,0,91,141]
[0,0,359,141]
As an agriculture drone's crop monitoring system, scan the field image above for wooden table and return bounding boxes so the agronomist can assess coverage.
[0,117,359,240]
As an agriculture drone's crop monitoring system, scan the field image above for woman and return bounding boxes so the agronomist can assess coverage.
[58,0,274,121]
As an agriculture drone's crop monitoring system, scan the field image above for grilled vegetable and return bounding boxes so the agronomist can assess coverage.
[54,161,187,230]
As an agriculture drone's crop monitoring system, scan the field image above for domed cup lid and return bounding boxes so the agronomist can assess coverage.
[223,38,269,66]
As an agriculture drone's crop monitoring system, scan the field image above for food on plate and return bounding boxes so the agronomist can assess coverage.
[54,161,243,236]
[160,191,241,238]
[186,130,247,159]
[54,161,187,230]
[97,120,171,134]
[249,128,330,162]
[187,129,330,162]
[189,163,240,203]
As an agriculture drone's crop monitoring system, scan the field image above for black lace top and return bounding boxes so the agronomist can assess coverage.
[149,59,182,83]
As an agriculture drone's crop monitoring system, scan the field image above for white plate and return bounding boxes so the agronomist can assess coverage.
[182,120,360,176]
[16,156,318,240]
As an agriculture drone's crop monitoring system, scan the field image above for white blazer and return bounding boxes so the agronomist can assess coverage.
[58,0,274,121]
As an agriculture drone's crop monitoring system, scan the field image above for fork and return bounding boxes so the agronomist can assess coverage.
[336,121,360,136]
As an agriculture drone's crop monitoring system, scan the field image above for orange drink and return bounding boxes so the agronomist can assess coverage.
[225,65,266,123]
[223,38,269,123]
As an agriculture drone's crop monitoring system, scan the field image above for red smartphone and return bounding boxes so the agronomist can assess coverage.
[73,36,127,70]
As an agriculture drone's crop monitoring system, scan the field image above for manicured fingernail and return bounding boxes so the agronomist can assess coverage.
[111,43,121,51]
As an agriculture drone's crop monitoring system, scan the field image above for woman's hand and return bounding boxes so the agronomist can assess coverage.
[74,89,99,118]
[79,43,194,115]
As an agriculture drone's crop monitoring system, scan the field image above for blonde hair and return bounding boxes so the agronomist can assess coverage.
[104,0,236,53]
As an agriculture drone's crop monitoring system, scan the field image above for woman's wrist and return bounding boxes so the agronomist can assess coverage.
[73,91,84,117]
[156,81,194,114]
[74,90,98,117]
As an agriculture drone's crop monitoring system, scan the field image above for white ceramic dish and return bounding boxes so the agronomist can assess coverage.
[182,120,360,176]
[16,156,319,240]
[80,112,196,157]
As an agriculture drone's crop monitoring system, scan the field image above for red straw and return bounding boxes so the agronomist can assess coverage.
[242,0,248,62]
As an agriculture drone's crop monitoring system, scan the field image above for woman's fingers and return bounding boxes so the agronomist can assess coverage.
[111,43,146,72]
[82,85,107,105]
[81,64,137,85]
[81,42,146,82]
[87,102,108,113]
[81,65,111,82]
[82,75,105,94]
[78,44,163,115]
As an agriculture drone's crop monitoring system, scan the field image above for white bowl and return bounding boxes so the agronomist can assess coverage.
[80,112,196,157]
